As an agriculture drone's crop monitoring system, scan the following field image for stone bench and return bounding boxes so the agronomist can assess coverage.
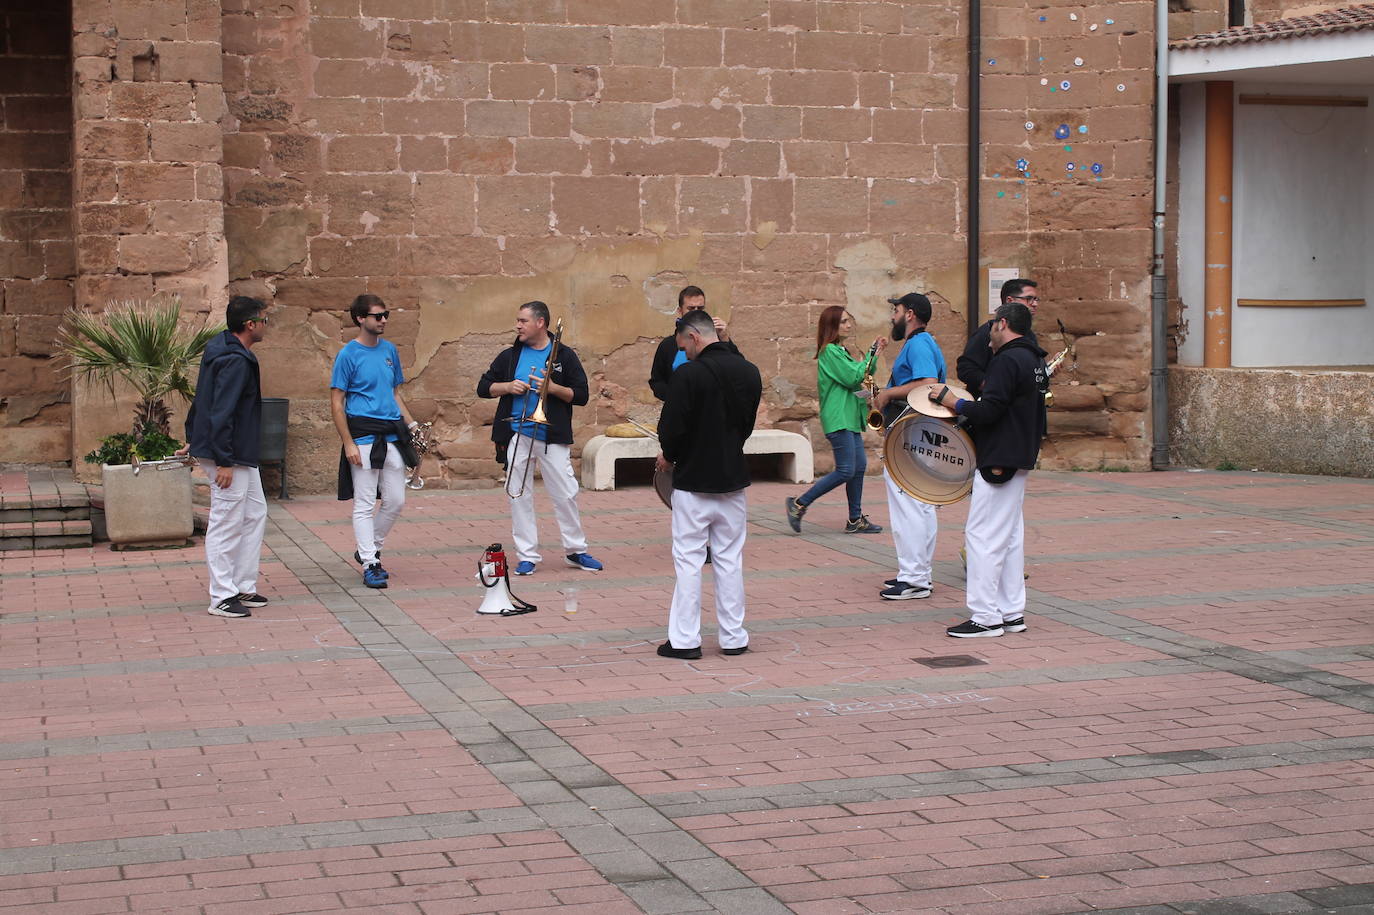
[581,428,814,491]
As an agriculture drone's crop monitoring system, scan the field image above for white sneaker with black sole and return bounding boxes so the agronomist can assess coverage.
[880,581,932,600]
[209,597,250,618]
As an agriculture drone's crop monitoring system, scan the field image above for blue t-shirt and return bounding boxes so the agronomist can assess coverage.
[510,341,551,442]
[888,330,946,388]
[671,349,688,371]
[330,339,404,446]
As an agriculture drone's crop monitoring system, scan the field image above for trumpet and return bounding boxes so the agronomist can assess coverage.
[405,421,435,490]
[505,319,563,499]
[861,338,885,431]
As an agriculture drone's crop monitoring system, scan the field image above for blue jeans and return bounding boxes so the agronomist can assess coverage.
[798,430,867,519]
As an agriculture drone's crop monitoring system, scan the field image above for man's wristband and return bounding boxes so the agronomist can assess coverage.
[954,398,968,413]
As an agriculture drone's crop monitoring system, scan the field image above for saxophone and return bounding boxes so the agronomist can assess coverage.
[861,338,884,431]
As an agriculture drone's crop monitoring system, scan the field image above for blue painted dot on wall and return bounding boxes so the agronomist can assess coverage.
[883,199,898,206]
[997,190,1005,198]
[1060,80,1072,91]
[992,173,1001,179]
[1039,15,1046,21]
[1015,158,1029,171]
[1090,163,1103,174]
[1014,193,1022,198]
[1054,124,1070,139]
[1066,163,1076,172]
[1063,145,1072,152]
[1106,18,1114,24]
[1077,125,1088,134]
[988,59,997,66]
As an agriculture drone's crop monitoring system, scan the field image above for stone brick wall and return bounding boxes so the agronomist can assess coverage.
[0,1,74,463]
[216,1,1156,492]
[68,0,230,475]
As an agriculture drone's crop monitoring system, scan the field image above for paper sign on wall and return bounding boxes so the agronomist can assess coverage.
[987,268,1020,317]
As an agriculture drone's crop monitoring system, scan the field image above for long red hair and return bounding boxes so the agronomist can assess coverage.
[814,306,848,359]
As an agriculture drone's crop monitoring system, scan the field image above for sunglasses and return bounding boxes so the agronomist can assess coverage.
[367,311,390,320]
[249,314,268,325]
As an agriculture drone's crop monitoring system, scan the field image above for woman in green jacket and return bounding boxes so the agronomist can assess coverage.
[785,306,887,534]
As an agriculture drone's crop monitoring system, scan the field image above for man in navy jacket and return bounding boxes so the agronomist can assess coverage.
[931,302,1047,638]
[182,295,268,619]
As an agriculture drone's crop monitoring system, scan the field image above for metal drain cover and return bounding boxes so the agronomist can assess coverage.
[913,655,988,668]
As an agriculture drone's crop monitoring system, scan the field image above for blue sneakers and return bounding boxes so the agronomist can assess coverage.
[565,552,603,572]
[363,565,388,589]
[514,561,536,575]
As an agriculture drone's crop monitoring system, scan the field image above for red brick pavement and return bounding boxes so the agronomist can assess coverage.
[1,469,1372,913]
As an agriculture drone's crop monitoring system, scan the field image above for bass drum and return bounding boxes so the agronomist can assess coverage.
[653,466,674,510]
[882,411,976,505]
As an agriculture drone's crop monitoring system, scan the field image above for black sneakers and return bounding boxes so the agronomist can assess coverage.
[946,619,1003,638]
[236,593,268,608]
[722,645,749,656]
[845,515,883,534]
[1002,617,1027,633]
[209,597,250,618]
[880,581,932,600]
[656,641,702,660]
[785,496,806,533]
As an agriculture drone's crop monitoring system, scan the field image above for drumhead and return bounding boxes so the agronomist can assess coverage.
[882,413,976,505]
[907,382,974,419]
[653,466,674,510]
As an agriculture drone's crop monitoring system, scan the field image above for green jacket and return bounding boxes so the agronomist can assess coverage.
[816,343,877,434]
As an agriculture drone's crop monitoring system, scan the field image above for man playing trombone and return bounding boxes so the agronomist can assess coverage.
[477,301,603,575]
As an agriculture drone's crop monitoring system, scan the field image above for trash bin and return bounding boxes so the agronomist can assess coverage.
[259,397,290,498]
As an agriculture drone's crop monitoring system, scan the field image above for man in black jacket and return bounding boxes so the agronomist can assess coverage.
[931,302,1047,638]
[648,285,733,401]
[477,301,602,575]
[181,295,269,619]
[956,277,1039,398]
[654,310,762,659]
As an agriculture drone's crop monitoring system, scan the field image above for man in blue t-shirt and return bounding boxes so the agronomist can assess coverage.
[331,295,418,589]
[872,293,946,601]
[477,301,602,576]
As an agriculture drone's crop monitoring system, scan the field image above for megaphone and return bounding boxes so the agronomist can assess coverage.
[476,543,537,616]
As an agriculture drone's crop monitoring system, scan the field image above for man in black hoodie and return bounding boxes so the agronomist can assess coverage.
[181,295,268,619]
[930,302,1047,638]
[956,277,1039,399]
[477,301,602,576]
[653,310,762,659]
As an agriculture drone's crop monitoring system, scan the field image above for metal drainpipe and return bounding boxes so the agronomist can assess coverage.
[966,0,981,341]
[1150,0,1170,469]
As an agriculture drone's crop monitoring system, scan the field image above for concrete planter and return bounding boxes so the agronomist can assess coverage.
[100,461,194,547]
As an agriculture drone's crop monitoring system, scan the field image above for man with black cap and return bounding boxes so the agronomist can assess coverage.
[931,301,1047,637]
[870,292,946,601]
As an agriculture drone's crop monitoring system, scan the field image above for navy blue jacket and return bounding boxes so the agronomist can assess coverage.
[185,330,262,468]
[659,342,762,493]
[955,335,1047,471]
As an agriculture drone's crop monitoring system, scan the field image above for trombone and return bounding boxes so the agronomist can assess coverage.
[505,318,563,498]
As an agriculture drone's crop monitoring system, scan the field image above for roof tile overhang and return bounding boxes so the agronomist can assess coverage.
[1171,4,1374,50]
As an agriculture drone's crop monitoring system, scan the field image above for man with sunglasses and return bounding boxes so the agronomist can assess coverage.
[957,278,1040,399]
[331,294,420,590]
[181,296,271,619]
[648,285,734,402]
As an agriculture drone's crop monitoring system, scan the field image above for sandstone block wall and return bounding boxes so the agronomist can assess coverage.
[0,2,74,463]
[218,1,1156,492]
[67,0,230,476]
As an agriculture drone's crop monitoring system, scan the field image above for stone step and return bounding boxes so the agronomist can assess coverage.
[0,467,96,551]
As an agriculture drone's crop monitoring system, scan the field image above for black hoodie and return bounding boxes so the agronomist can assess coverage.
[185,330,261,468]
[477,338,589,450]
[658,342,762,493]
[954,335,1047,470]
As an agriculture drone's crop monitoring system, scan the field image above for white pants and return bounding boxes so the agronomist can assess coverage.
[507,436,587,564]
[965,470,1028,626]
[200,461,267,607]
[884,467,938,587]
[668,489,748,650]
[350,443,406,565]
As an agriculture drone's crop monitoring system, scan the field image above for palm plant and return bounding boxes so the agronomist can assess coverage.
[58,296,221,462]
